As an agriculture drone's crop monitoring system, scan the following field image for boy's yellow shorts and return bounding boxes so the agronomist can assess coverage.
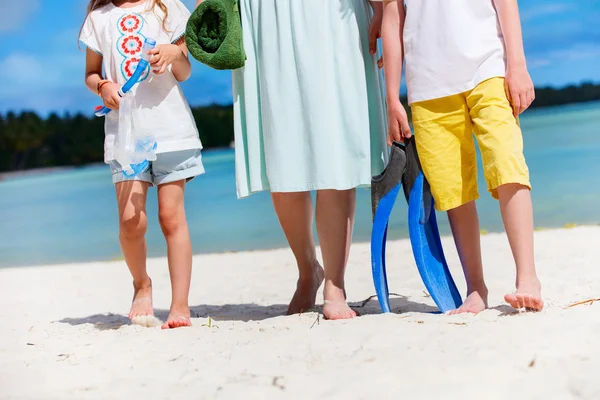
[411,77,531,212]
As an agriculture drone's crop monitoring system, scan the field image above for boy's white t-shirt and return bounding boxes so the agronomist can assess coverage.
[79,0,202,162]
[403,0,507,105]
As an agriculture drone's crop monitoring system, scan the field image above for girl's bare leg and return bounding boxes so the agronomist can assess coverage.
[157,180,193,329]
[116,181,153,323]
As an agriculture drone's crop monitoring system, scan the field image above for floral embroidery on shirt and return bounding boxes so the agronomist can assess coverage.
[119,15,141,33]
[116,13,149,81]
[121,35,143,56]
[124,57,143,77]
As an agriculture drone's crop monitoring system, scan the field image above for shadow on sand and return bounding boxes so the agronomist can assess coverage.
[490,304,521,316]
[56,294,440,330]
[58,313,131,331]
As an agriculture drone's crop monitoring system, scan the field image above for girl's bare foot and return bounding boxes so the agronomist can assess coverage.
[161,305,192,329]
[129,279,157,327]
[448,288,488,315]
[322,280,357,320]
[287,263,324,315]
[505,277,543,311]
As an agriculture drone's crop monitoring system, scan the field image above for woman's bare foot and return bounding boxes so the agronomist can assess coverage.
[323,300,358,320]
[161,305,192,329]
[448,288,488,315]
[129,279,156,326]
[287,263,325,315]
[322,280,357,320]
[505,277,543,311]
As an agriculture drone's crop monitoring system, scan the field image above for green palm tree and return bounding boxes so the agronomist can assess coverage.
[3,112,45,170]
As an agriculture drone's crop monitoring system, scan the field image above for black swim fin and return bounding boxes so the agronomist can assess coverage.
[370,138,463,313]
[403,137,463,312]
[370,142,407,313]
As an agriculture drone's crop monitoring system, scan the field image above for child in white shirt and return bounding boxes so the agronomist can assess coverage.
[80,0,203,328]
[381,0,543,313]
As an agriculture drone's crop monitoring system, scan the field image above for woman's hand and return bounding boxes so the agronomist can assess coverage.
[387,99,411,145]
[505,64,535,116]
[369,2,384,69]
[149,44,184,75]
[100,82,121,110]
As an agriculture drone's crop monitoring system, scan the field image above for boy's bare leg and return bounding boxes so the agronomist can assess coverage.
[158,180,193,329]
[116,181,155,325]
[447,200,489,314]
[497,183,543,310]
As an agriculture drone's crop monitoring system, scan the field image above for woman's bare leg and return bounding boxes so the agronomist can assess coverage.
[271,192,324,315]
[316,189,357,320]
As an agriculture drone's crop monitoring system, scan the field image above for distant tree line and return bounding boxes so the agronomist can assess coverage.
[529,82,600,108]
[0,82,599,173]
[0,105,234,173]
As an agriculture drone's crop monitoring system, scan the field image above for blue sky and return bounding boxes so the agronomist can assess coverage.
[0,0,598,115]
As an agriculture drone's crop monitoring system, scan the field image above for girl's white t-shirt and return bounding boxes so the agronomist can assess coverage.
[403,0,507,105]
[79,0,202,162]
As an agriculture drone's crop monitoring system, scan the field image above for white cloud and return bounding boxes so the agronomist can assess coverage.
[0,51,83,99]
[1,54,45,85]
[53,28,82,51]
[521,3,573,22]
[1,90,79,114]
[553,44,600,61]
[528,58,552,69]
[0,0,40,33]
[0,45,95,114]
[529,43,600,69]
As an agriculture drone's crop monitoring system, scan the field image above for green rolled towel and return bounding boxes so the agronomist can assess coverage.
[186,0,246,70]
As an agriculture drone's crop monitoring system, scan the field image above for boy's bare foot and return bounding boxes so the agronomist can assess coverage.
[161,305,192,329]
[129,279,157,326]
[322,281,357,320]
[448,289,488,315]
[505,277,543,311]
[287,263,324,315]
[161,315,192,329]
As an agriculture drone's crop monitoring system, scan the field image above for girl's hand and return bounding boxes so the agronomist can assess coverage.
[100,82,121,110]
[505,64,535,116]
[369,2,384,69]
[387,100,411,145]
[149,44,184,75]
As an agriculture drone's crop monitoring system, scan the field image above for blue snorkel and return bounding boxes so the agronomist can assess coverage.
[94,38,157,117]
[97,37,158,178]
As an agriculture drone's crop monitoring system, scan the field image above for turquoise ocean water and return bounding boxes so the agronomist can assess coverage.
[1,102,599,268]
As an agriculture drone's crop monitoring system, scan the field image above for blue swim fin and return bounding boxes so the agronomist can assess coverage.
[402,138,463,312]
[370,143,406,313]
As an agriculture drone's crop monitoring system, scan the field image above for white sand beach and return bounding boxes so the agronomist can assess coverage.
[1,226,599,399]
